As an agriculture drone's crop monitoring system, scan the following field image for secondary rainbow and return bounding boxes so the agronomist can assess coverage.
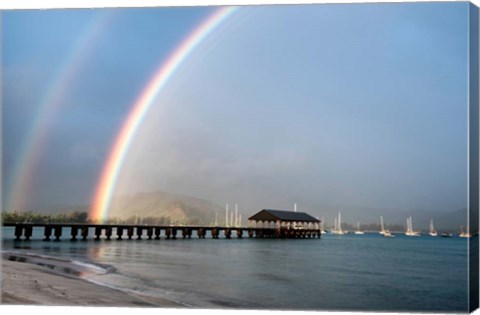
[90,7,237,222]
[6,12,114,212]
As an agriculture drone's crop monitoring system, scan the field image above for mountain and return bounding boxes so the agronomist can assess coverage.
[108,191,225,225]
[34,203,90,216]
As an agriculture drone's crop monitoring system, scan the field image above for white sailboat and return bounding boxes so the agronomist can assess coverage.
[330,217,338,234]
[354,221,365,235]
[332,212,346,235]
[380,216,395,237]
[383,231,395,237]
[405,217,421,236]
[459,225,472,238]
[379,216,386,235]
[429,219,437,237]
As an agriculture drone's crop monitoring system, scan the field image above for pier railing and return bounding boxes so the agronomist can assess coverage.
[2,223,321,241]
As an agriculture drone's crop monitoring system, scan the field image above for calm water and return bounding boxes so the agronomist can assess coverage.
[1,227,470,311]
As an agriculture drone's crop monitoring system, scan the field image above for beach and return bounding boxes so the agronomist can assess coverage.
[1,258,183,308]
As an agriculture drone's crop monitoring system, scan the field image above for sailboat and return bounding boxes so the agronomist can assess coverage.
[330,217,337,234]
[405,217,421,236]
[354,221,365,235]
[379,216,386,235]
[459,225,472,238]
[331,212,346,235]
[383,231,395,237]
[429,219,437,237]
[380,216,395,237]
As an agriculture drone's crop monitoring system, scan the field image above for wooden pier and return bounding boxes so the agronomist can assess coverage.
[2,223,321,241]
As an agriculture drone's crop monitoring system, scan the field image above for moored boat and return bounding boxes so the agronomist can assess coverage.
[459,226,471,238]
[331,212,346,235]
[379,216,386,235]
[354,221,365,235]
[383,231,395,238]
[429,219,437,237]
[405,217,421,236]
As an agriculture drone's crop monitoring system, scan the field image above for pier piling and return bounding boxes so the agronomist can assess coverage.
[182,228,192,239]
[117,227,124,240]
[127,227,134,240]
[24,225,33,241]
[136,227,143,240]
[71,226,78,241]
[54,226,62,241]
[43,226,52,241]
[81,226,89,241]
[95,227,102,241]
[146,227,153,240]
[172,228,177,240]
[14,225,23,241]
[105,227,112,240]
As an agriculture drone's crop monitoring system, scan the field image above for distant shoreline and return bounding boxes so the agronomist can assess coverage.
[1,255,185,308]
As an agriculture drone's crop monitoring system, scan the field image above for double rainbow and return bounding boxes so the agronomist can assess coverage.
[90,6,237,222]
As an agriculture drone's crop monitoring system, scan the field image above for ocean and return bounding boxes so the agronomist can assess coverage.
[1,227,470,312]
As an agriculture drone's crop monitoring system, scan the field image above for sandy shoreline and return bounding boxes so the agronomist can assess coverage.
[1,258,184,308]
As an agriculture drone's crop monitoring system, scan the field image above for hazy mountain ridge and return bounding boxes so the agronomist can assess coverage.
[108,191,225,225]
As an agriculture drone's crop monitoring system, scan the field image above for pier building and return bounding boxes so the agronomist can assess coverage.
[248,209,321,238]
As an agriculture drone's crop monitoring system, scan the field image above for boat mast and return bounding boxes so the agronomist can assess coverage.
[338,212,342,233]
[225,204,229,227]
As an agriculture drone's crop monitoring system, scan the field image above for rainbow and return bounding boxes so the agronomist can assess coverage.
[6,12,115,212]
[90,6,237,222]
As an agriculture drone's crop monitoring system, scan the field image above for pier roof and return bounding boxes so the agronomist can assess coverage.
[248,209,320,222]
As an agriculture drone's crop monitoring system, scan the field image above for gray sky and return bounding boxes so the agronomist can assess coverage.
[3,3,469,221]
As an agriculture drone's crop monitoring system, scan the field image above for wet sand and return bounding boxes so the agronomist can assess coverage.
[1,258,184,308]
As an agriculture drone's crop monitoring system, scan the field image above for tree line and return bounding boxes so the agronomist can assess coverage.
[1,211,199,226]
[2,211,90,224]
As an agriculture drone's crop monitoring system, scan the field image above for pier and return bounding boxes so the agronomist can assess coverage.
[3,209,322,241]
[3,223,321,241]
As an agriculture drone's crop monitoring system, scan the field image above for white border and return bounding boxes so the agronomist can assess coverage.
[0,1,478,315]
[0,0,478,10]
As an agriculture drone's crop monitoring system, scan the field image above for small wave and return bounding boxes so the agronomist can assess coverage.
[71,260,116,274]
[83,276,192,307]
